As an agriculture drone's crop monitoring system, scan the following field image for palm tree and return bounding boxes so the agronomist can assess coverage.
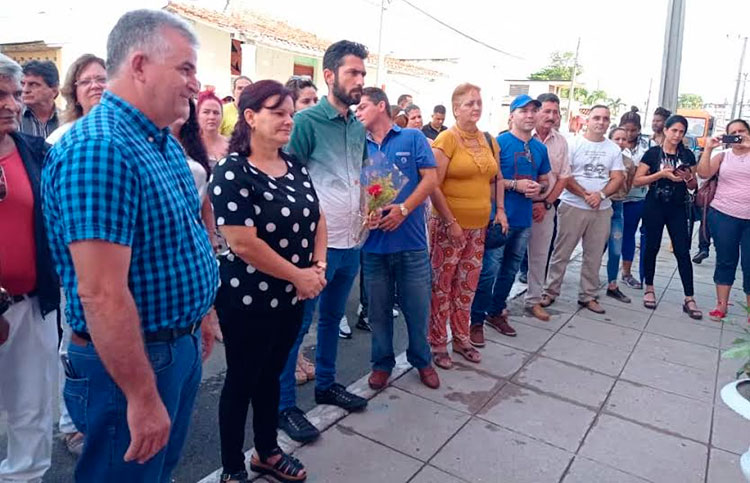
[606,97,626,118]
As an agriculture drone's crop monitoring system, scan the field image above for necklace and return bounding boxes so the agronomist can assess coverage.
[451,126,492,173]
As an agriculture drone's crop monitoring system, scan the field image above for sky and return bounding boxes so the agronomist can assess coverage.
[7,0,749,109]
[215,0,750,108]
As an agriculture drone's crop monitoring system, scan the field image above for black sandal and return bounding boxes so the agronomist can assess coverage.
[250,447,307,482]
[683,299,703,320]
[220,470,249,482]
[643,290,657,310]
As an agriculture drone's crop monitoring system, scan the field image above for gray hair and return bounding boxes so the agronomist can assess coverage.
[106,9,198,77]
[0,54,22,84]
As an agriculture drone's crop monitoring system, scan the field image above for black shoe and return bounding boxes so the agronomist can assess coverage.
[220,470,249,482]
[518,272,528,284]
[278,407,320,443]
[606,287,631,303]
[356,313,372,331]
[692,250,709,264]
[315,382,368,412]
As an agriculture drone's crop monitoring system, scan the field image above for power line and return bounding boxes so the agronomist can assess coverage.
[398,0,522,60]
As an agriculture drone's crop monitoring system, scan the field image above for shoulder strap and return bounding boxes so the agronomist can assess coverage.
[483,132,495,158]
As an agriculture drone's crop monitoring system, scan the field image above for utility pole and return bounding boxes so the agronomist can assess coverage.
[565,37,580,124]
[657,0,686,112]
[375,0,388,88]
[740,72,749,119]
[731,36,748,119]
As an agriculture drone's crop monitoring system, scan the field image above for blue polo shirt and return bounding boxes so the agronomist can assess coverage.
[363,125,436,254]
[42,91,219,333]
[497,132,551,228]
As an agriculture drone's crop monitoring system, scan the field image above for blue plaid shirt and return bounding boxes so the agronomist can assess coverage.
[42,91,219,333]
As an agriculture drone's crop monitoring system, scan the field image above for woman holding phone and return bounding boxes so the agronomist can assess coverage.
[633,115,701,319]
[697,119,750,321]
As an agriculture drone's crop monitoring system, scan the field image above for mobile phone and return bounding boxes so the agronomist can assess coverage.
[722,134,742,144]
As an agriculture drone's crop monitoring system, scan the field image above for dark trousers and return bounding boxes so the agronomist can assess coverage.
[216,289,303,474]
[690,204,712,253]
[519,201,559,276]
[642,199,694,296]
[709,207,750,294]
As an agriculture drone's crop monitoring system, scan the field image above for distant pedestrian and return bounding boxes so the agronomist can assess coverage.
[220,75,252,136]
[422,104,447,141]
[20,60,60,138]
[198,88,229,165]
[404,104,423,129]
[285,75,319,112]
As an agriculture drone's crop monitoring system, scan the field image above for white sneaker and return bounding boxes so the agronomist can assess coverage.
[392,308,399,317]
[338,315,352,339]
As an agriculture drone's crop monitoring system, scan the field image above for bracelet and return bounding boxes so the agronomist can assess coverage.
[443,217,457,227]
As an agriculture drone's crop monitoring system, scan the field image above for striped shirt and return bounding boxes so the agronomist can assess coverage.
[42,91,219,333]
[20,106,59,139]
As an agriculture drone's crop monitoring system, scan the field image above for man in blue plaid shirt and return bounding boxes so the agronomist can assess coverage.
[41,10,218,481]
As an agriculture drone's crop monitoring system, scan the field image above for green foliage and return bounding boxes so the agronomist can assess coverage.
[678,93,704,109]
[721,303,750,378]
[529,51,583,81]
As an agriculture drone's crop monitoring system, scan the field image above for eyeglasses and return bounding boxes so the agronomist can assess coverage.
[75,76,107,89]
[0,165,6,202]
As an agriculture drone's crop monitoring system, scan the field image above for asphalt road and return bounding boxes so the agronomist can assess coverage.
[5,276,410,482]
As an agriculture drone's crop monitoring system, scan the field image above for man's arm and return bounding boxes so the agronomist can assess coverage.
[69,240,170,464]
[565,177,588,198]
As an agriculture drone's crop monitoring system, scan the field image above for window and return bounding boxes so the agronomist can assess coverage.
[509,84,529,96]
[293,64,314,79]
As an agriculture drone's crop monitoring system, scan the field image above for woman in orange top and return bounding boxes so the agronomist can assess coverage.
[429,83,508,369]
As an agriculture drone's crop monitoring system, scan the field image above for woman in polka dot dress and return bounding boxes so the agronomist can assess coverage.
[209,80,326,483]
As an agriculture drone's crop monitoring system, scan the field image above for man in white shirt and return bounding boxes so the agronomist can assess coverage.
[542,105,625,314]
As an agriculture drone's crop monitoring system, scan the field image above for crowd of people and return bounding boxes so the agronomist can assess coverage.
[2,7,750,483]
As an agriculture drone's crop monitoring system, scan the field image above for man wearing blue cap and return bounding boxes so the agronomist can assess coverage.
[469,95,551,345]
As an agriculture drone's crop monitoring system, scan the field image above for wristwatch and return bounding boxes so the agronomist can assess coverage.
[399,203,409,217]
[599,191,607,200]
[544,201,552,210]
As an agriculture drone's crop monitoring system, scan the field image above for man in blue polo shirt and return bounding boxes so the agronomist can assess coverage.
[355,87,440,390]
[42,10,218,481]
[469,95,551,344]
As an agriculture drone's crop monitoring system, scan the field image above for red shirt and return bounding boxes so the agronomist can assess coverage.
[0,146,37,295]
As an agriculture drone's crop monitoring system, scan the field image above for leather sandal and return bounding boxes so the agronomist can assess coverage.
[643,290,657,310]
[683,299,703,320]
[452,343,481,363]
[250,448,307,482]
[432,351,453,370]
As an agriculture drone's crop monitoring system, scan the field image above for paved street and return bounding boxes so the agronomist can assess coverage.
[5,239,750,482]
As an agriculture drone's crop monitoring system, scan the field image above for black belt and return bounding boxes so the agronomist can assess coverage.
[74,321,201,343]
[11,289,38,303]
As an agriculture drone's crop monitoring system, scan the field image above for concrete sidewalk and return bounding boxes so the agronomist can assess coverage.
[200,246,750,483]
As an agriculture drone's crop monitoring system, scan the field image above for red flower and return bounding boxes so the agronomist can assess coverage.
[367,183,383,197]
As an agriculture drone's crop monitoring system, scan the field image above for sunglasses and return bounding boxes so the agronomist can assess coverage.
[0,165,6,202]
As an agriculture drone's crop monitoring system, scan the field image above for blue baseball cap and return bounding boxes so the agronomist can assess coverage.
[510,94,541,112]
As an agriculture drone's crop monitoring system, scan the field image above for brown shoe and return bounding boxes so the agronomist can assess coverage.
[469,324,485,347]
[578,299,606,314]
[540,294,555,307]
[418,366,440,389]
[486,313,517,337]
[368,369,390,390]
[526,304,550,322]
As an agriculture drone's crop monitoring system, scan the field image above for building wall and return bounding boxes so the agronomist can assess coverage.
[192,21,232,97]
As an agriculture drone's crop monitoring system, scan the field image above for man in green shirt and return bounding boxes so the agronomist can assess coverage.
[279,40,370,443]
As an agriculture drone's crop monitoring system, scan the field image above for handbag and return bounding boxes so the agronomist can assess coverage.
[484,132,508,249]
[695,152,723,240]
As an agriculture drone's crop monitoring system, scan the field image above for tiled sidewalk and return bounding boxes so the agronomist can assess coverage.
[200,248,750,483]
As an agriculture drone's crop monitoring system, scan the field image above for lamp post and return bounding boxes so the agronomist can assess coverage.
[657,0,686,112]
[731,36,748,119]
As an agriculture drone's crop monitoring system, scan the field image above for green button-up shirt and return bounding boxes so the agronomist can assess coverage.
[287,96,367,249]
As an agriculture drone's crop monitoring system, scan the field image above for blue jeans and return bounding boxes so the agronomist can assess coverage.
[363,250,431,372]
[709,207,750,294]
[606,201,625,283]
[471,226,531,324]
[278,248,360,411]
[64,332,202,482]
[622,199,646,281]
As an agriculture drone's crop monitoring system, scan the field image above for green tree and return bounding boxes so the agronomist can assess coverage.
[606,97,627,117]
[678,93,704,109]
[529,51,583,81]
[559,86,588,102]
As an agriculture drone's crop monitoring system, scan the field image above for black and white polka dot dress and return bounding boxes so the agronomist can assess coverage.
[209,152,320,312]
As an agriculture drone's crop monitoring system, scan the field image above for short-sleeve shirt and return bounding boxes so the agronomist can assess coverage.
[209,153,320,312]
[219,102,238,137]
[712,149,750,220]
[497,132,551,228]
[432,127,499,229]
[362,125,436,254]
[641,146,696,207]
[533,128,571,190]
[560,136,624,211]
[286,96,367,249]
[42,91,219,333]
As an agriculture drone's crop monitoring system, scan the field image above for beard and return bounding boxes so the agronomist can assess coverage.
[331,75,362,107]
